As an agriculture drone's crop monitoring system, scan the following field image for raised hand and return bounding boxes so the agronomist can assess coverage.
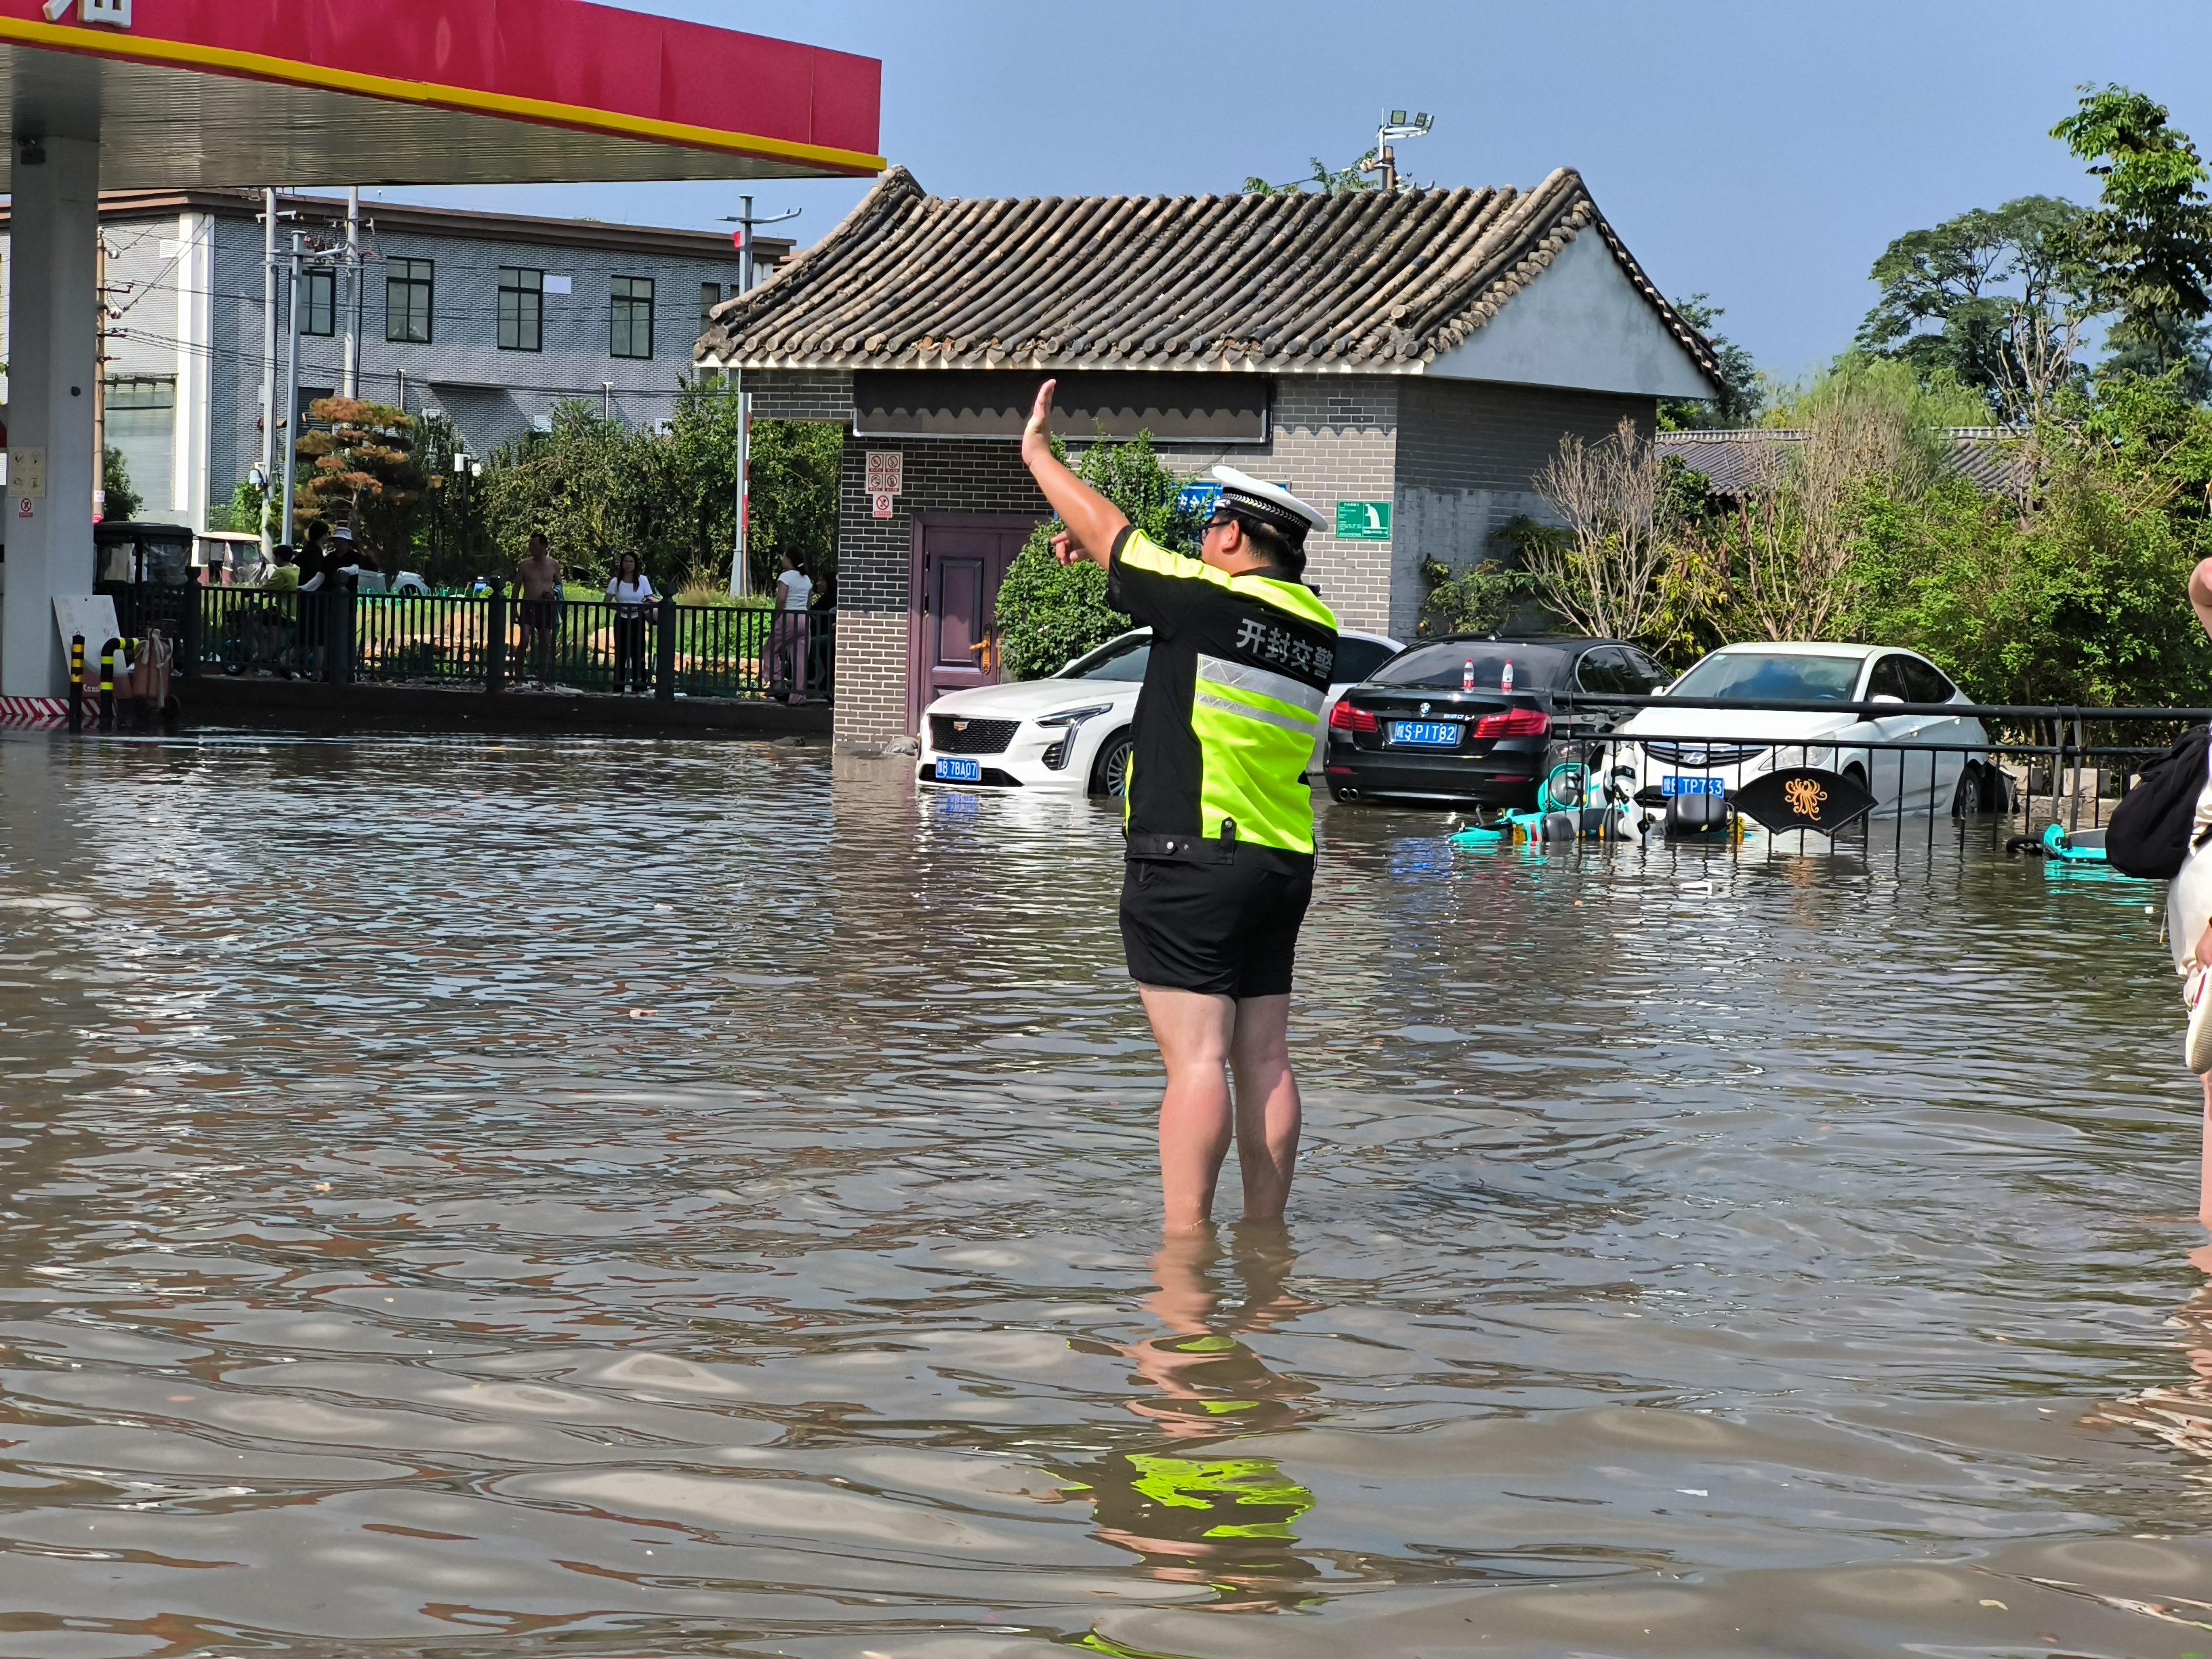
[1025,378,1057,442]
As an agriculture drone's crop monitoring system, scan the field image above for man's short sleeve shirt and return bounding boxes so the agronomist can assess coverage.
[1106,527,1340,858]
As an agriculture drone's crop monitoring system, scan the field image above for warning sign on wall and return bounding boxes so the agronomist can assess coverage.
[865,451,903,497]
[871,491,896,520]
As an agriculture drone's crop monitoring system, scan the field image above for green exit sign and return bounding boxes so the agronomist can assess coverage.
[1335,500,1391,539]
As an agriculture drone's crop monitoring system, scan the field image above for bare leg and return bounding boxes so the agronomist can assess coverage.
[1229,994,1300,1222]
[1137,985,1235,1232]
[2202,1072,2212,1231]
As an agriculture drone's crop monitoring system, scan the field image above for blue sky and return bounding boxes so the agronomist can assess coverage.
[383,1,2212,384]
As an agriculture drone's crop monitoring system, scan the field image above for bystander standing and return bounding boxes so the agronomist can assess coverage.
[514,532,564,687]
[607,552,657,694]
[770,550,811,704]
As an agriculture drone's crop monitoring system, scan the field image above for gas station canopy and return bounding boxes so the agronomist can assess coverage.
[0,0,884,185]
[1,0,883,705]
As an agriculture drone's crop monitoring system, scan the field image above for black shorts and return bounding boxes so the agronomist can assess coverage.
[1119,853,1315,999]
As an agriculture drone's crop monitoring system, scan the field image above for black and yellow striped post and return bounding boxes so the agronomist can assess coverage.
[97,636,132,731]
[68,635,84,733]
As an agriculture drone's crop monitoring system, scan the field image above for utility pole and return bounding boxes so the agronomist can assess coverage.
[92,230,107,521]
[280,229,305,546]
[342,186,361,399]
[260,189,279,505]
[718,194,800,598]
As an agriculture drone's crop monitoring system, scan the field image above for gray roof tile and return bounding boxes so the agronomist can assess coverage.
[698,165,1723,384]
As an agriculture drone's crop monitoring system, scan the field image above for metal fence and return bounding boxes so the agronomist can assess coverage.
[1548,690,2200,851]
[128,582,834,703]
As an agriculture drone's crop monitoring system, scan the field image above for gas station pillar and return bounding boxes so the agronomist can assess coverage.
[4,134,101,699]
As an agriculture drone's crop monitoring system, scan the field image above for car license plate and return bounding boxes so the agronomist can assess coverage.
[935,756,982,782]
[1661,774,1725,798]
[1389,720,1460,747]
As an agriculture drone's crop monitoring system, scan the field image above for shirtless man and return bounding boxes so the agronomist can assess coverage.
[514,531,563,686]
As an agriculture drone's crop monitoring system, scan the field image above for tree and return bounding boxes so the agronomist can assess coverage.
[1244,155,1380,195]
[1660,293,1764,428]
[1850,376,2212,706]
[997,431,1202,680]
[473,387,840,593]
[1528,418,1678,643]
[1856,197,2097,418]
[2053,85,2212,392]
[1722,359,1977,640]
[295,398,424,571]
[100,446,140,523]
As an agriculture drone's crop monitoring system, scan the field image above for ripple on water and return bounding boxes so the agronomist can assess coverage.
[0,732,2202,1657]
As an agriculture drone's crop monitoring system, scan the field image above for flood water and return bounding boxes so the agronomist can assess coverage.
[0,731,2208,1658]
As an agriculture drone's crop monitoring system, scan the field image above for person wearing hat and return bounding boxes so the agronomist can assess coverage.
[1019,378,1339,1232]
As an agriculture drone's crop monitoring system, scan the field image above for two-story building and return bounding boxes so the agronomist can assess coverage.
[0,190,791,533]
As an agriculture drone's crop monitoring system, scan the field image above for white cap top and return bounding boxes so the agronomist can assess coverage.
[1210,465,1328,537]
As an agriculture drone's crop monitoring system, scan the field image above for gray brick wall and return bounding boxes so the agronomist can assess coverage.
[832,432,1048,752]
[1393,380,1656,634]
[745,369,854,424]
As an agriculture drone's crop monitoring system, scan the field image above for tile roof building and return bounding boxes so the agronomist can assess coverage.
[1657,427,2030,499]
[699,166,1723,752]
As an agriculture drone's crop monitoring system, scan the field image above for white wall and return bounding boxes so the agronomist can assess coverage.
[1427,232,1713,401]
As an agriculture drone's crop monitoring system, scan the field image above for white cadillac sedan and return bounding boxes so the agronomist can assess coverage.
[1611,641,1992,825]
[920,627,1402,796]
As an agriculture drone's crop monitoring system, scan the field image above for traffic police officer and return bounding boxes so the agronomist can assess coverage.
[1019,379,1340,1231]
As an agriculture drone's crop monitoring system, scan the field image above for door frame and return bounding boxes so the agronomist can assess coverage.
[905,512,1041,733]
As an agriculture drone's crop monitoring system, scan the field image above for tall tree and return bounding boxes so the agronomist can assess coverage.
[1661,293,1763,428]
[2051,84,2212,390]
[1855,197,2095,417]
[295,398,424,571]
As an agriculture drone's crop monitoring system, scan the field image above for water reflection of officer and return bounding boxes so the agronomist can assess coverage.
[1056,1229,1324,1612]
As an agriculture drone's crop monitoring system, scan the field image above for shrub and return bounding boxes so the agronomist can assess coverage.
[996,432,1203,680]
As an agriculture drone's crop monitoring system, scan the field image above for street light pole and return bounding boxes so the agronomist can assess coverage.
[718,195,800,598]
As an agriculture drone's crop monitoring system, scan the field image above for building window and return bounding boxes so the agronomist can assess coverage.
[499,266,544,352]
[105,377,176,514]
[386,258,433,344]
[610,275,654,359]
[302,267,335,337]
[699,281,721,338]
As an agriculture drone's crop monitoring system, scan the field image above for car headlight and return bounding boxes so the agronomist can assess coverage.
[1036,703,1114,729]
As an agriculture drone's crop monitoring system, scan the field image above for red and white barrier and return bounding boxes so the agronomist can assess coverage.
[0,697,68,728]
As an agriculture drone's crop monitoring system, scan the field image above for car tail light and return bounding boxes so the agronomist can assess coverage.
[1473,708,1551,739]
[1329,701,1379,733]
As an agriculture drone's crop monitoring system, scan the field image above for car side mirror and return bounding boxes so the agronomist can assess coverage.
[1868,693,1904,705]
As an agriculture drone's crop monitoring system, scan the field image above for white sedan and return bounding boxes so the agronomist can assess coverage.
[920,627,1403,795]
[1610,641,1992,825]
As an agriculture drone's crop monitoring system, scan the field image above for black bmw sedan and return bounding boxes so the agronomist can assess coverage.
[1322,636,1668,808]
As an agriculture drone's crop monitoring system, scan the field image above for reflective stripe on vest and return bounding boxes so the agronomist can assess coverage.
[1191,655,1322,854]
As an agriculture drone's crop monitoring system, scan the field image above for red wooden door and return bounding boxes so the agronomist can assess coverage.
[908,515,1033,726]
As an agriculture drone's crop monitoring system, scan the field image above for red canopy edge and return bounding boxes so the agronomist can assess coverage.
[0,0,885,175]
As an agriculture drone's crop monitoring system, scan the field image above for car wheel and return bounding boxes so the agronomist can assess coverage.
[1089,730,1133,798]
[1952,761,1984,819]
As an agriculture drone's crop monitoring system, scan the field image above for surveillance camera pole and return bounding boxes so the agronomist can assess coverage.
[718,196,800,598]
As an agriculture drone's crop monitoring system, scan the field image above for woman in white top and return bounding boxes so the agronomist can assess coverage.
[606,552,657,693]
[770,550,811,703]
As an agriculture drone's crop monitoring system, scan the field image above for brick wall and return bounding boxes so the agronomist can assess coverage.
[745,370,855,424]
[832,432,1048,752]
[1141,376,1402,638]
[1393,379,1655,632]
